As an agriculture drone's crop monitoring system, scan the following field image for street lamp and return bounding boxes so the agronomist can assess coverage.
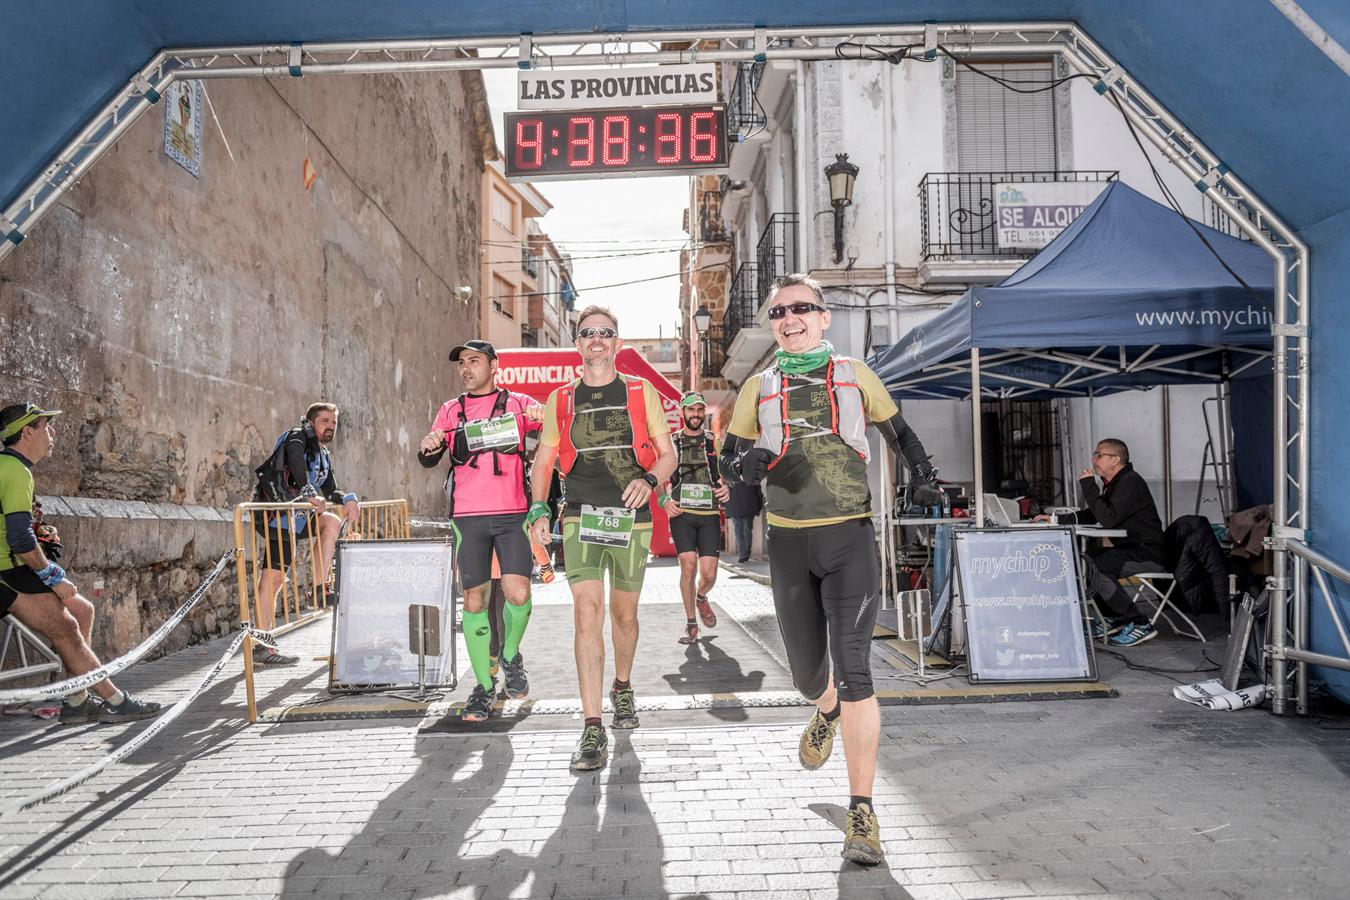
[825,153,859,264]
[692,304,712,387]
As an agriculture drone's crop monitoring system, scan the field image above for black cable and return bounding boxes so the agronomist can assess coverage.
[938,46,1097,94]
[1099,646,1220,682]
[1105,91,1272,312]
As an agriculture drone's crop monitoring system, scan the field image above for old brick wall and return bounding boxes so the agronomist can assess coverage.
[0,70,489,661]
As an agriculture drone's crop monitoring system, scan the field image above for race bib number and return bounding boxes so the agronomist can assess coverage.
[678,483,715,510]
[579,505,636,547]
[463,415,519,453]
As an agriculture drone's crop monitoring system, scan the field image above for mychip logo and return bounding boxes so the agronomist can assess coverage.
[969,542,1068,585]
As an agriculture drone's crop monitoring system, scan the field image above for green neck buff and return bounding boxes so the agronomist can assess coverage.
[775,341,834,375]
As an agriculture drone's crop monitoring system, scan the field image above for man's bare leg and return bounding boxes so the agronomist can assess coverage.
[10,591,118,701]
[570,579,607,719]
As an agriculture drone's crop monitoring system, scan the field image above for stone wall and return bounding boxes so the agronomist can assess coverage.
[0,70,491,661]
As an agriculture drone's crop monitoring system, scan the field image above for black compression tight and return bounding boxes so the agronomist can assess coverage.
[767,517,881,702]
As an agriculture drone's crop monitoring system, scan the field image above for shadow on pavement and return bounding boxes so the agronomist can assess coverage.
[808,802,914,898]
[278,730,702,898]
[661,635,766,722]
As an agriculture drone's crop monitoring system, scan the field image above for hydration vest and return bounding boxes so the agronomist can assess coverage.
[448,389,525,476]
[753,356,870,470]
[554,375,659,475]
[671,433,717,490]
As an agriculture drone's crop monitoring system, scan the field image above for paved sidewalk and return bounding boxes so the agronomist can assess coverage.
[2,562,1349,899]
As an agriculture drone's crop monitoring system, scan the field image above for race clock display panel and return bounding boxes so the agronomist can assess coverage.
[504,104,728,181]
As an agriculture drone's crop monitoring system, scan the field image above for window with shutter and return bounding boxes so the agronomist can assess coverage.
[955,61,1058,172]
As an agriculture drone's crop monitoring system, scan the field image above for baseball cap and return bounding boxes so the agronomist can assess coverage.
[680,391,707,408]
[0,402,62,440]
[448,339,498,362]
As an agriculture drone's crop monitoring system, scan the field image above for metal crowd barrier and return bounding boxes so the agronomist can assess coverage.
[232,498,410,722]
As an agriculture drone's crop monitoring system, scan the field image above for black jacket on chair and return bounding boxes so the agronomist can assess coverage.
[1164,515,1230,614]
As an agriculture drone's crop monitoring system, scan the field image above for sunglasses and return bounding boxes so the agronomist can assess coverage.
[576,327,618,339]
[768,301,827,320]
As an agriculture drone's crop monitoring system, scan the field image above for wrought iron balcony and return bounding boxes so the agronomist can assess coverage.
[727,61,765,138]
[701,325,726,378]
[918,171,1118,261]
[698,190,729,244]
[755,213,798,308]
[723,261,759,355]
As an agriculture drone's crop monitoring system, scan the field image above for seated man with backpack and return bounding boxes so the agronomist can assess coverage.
[252,402,360,666]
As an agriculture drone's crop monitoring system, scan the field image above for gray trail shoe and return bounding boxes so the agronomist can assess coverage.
[570,724,609,771]
[253,644,300,667]
[96,693,163,723]
[461,681,496,723]
[59,695,103,725]
[501,653,529,699]
[609,684,639,729]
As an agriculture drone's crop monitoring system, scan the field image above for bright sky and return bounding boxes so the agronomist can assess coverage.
[481,68,689,340]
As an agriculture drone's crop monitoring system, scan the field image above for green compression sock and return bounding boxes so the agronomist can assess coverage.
[502,597,532,662]
[462,609,494,690]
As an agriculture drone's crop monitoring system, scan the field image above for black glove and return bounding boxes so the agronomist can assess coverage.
[908,462,944,507]
[738,448,773,487]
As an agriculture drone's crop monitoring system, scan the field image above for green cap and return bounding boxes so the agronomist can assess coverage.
[0,402,62,440]
[680,391,707,408]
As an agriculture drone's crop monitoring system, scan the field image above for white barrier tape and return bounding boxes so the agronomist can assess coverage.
[0,625,267,818]
[0,550,236,705]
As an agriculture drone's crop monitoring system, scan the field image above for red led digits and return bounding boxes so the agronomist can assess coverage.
[568,116,595,167]
[514,119,543,170]
[690,112,718,163]
[602,115,630,165]
[655,112,681,164]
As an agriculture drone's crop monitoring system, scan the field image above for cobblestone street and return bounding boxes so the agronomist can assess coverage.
[2,561,1349,899]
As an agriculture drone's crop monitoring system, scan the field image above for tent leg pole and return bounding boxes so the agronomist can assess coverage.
[1162,386,1173,524]
[972,348,983,526]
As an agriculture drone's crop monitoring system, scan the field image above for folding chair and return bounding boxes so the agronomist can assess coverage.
[1119,572,1206,642]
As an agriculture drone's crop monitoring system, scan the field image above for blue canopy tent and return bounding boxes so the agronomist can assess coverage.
[870,182,1274,401]
[867,180,1274,527]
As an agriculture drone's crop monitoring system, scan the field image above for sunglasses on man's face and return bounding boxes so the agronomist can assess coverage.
[768,301,827,320]
[577,327,618,340]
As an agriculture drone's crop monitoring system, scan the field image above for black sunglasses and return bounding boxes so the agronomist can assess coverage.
[577,326,618,339]
[768,301,827,320]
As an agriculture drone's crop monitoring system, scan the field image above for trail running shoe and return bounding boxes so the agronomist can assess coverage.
[96,693,163,723]
[59,695,103,725]
[570,723,609,771]
[252,644,299,667]
[696,594,717,628]
[1109,622,1157,647]
[678,622,699,644]
[610,684,640,729]
[1090,616,1124,640]
[461,681,496,722]
[502,653,529,699]
[842,802,884,866]
[799,707,839,770]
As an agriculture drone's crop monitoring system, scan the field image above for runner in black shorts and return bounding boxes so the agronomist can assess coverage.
[721,275,943,868]
[419,340,545,723]
[659,391,730,644]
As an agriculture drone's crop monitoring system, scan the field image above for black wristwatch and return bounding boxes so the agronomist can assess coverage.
[641,472,659,489]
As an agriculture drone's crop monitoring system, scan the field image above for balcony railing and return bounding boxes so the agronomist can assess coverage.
[727,61,765,138]
[699,190,729,244]
[918,171,1118,261]
[701,325,726,377]
[521,245,541,280]
[756,213,799,307]
[723,261,759,354]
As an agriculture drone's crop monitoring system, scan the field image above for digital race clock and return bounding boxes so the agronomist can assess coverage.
[504,104,728,181]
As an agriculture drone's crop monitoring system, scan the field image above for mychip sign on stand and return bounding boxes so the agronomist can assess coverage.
[330,540,456,691]
[953,528,1095,682]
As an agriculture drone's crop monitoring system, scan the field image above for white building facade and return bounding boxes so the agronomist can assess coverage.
[712,50,1240,520]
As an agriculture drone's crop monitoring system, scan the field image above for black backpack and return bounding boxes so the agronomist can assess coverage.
[254,423,318,503]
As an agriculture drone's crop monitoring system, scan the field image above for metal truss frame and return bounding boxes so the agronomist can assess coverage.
[0,21,1321,713]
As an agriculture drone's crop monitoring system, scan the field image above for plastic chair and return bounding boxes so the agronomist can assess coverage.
[1119,572,1206,642]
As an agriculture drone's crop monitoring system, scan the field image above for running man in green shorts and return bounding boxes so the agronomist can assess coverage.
[528,306,676,771]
